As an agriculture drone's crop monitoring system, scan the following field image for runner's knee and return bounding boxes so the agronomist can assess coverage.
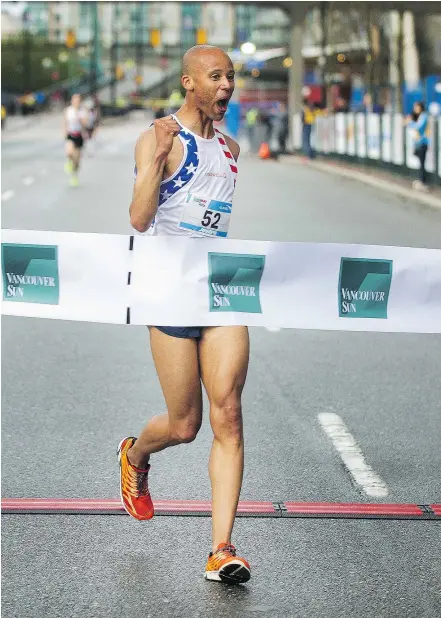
[210,392,243,442]
[170,413,202,444]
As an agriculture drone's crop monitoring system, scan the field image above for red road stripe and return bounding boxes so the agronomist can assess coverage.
[1,498,275,514]
[284,502,424,515]
[237,502,275,513]
[2,499,439,518]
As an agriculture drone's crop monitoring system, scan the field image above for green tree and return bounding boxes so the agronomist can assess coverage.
[1,33,84,93]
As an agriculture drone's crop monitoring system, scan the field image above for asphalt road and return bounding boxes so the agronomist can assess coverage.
[2,112,441,618]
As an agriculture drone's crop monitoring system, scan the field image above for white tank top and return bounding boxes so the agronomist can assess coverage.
[66,106,83,134]
[134,116,238,237]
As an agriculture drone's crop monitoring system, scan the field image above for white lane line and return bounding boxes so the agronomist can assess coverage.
[23,176,35,186]
[318,412,389,498]
[265,327,281,332]
[1,190,15,201]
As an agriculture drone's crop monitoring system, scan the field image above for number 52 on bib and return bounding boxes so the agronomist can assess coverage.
[179,193,232,237]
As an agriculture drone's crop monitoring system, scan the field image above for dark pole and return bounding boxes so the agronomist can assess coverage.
[90,1,99,95]
[23,9,31,96]
[111,3,117,103]
[366,5,373,98]
[320,1,327,107]
[136,2,143,97]
[397,10,404,113]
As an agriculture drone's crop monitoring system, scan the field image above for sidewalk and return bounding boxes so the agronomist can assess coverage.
[2,114,35,133]
[279,154,441,211]
[1,108,134,142]
[1,110,65,140]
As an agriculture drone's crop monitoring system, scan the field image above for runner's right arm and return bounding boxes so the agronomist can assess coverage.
[129,116,180,233]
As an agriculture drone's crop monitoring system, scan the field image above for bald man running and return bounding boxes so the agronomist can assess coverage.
[118,46,251,585]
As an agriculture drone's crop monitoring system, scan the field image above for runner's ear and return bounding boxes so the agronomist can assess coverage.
[181,74,194,92]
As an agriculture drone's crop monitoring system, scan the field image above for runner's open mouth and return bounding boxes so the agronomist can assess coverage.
[216,99,229,113]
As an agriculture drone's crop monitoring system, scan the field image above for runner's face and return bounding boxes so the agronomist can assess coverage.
[188,52,235,121]
[71,95,81,108]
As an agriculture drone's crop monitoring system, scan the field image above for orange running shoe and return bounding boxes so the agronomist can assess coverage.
[204,543,251,584]
[117,437,154,521]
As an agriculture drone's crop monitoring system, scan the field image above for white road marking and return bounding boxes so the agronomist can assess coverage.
[265,327,281,332]
[318,412,389,498]
[1,190,14,201]
[23,176,35,186]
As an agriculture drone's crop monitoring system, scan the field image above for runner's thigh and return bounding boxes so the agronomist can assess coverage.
[148,327,203,423]
[199,326,249,406]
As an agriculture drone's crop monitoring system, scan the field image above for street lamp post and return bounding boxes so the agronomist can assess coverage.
[135,3,144,97]
[319,1,327,107]
[22,8,32,96]
[90,2,100,95]
[110,3,118,103]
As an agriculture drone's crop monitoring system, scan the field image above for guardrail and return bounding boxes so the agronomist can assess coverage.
[292,113,441,187]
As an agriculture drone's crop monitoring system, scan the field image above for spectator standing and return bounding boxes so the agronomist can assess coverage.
[406,101,430,191]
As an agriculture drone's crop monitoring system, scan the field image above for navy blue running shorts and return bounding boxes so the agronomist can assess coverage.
[152,326,203,339]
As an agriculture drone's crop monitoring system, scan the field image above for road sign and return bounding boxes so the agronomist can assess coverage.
[150,29,161,49]
[196,29,207,45]
[65,29,76,49]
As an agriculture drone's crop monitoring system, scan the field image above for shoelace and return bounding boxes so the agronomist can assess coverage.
[127,465,150,498]
[213,544,237,560]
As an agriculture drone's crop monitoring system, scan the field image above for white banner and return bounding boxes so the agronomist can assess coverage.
[426,116,436,174]
[335,113,346,154]
[292,113,302,150]
[328,115,336,153]
[1,230,130,324]
[355,113,367,158]
[392,114,405,165]
[2,230,441,334]
[367,113,381,160]
[295,112,439,179]
[381,114,392,162]
[346,113,356,156]
[314,115,325,152]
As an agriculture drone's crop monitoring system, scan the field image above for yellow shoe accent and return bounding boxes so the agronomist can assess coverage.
[64,161,73,175]
[69,174,79,187]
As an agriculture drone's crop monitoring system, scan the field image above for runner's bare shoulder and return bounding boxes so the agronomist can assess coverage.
[219,132,240,161]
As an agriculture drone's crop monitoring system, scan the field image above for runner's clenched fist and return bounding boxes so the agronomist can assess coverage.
[154,116,181,156]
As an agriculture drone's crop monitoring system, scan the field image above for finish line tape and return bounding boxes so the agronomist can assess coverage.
[2,230,441,333]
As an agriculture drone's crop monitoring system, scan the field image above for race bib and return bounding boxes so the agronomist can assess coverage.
[179,193,231,237]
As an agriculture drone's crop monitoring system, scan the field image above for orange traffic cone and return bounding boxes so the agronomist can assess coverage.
[258,142,271,159]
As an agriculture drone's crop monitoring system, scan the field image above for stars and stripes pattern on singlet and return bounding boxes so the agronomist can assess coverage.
[133,127,199,206]
[215,129,238,186]
[157,128,198,206]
